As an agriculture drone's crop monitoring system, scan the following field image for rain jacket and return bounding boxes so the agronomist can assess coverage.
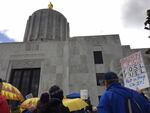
[0,95,10,113]
[97,83,150,113]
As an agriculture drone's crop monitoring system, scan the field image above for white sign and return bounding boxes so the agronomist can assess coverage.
[25,93,33,99]
[80,89,88,100]
[120,51,150,90]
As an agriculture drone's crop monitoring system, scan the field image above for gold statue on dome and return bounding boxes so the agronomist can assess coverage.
[48,2,53,9]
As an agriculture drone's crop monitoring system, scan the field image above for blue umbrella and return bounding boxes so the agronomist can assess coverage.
[66,92,80,99]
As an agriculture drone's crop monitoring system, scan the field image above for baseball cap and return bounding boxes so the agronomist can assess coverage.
[104,72,118,81]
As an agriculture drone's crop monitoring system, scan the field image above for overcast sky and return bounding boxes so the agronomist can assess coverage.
[0,0,150,48]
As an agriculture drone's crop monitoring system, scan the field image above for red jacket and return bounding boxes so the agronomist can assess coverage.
[0,95,10,113]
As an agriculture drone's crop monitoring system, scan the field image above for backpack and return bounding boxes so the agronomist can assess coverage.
[127,96,143,113]
[109,89,145,113]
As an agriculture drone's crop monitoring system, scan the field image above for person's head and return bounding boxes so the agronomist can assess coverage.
[0,78,3,93]
[104,72,119,88]
[49,85,64,101]
[40,92,49,104]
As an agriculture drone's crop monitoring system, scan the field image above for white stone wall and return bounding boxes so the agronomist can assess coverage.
[68,34,123,105]
[0,41,69,96]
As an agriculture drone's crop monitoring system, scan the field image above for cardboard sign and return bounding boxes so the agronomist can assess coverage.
[80,89,88,100]
[120,51,150,90]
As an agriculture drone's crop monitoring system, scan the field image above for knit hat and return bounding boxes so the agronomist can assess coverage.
[40,92,49,104]
[49,85,64,101]
[104,72,118,81]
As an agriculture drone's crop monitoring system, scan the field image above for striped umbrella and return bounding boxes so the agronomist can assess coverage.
[20,97,39,109]
[2,82,24,101]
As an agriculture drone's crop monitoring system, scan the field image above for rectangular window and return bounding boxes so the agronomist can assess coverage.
[93,51,103,64]
[96,73,105,86]
[9,68,40,97]
[98,95,101,102]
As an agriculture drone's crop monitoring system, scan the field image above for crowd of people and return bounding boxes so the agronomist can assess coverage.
[0,79,94,113]
[23,85,95,113]
[32,85,70,113]
[1,71,150,113]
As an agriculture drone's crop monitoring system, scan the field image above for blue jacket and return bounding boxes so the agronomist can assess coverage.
[97,83,150,113]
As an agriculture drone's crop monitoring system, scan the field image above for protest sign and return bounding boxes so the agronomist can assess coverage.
[120,51,150,90]
[80,89,88,100]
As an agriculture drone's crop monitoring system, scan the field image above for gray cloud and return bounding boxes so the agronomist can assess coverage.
[122,0,150,28]
[0,31,15,42]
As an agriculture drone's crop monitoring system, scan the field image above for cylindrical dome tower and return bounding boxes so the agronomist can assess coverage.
[23,8,69,42]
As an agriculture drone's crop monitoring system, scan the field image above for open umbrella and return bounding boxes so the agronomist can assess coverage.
[20,97,39,109]
[21,98,88,112]
[63,98,88,112]
[2,82,24,101]
[66,92,80,99]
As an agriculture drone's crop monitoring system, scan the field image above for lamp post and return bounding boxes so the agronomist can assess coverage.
[144,9,150,53]
[144,9,150,30]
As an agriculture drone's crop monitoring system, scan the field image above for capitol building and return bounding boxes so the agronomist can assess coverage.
[0,5,150,105]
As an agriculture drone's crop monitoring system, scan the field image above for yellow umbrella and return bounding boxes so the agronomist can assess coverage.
[21,98,88,112]
[63,98,88,112]
[2,82,24,101]
[20,97,39,109]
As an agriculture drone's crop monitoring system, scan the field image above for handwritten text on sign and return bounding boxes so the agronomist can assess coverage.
[120,51,150,90]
